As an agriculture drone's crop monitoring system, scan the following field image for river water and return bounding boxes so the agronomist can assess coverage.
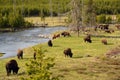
[0,27,67,59]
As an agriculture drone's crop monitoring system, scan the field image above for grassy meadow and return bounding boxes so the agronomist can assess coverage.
[25,17,68,27]
[0,29,120,80]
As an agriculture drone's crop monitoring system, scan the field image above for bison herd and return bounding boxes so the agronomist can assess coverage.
[4,27,115,76]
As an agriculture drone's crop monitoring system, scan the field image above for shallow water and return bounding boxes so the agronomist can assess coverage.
[0,27,67,59]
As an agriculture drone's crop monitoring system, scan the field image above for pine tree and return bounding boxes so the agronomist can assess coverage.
[84,0,96,27]
[22,47,59,80]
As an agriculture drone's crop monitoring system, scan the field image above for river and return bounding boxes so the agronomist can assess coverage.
[0,26,67,59]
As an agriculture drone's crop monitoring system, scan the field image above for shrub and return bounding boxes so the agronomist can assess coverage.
[23,47,59,80]
[96,14,106,24]
[106,16,112,24]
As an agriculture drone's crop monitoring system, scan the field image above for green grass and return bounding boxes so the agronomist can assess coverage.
[25,17,68,27]
[0,32,120,80]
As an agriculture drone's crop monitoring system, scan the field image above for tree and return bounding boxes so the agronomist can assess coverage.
[0,13,4,28]
[8,12,25,30]
[40,8,46,26]
[22,47,59,80]
[69,0,82,37]
[84,0,96,27]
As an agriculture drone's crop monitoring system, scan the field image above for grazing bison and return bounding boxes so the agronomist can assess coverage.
[101,39,107,45]
[115,24,120,30]
[61,31,71,37]
[63,48,73,58]
[84,34,92,43]
[48,40,53,47]
[98,24,109,30]
[5,59,19,76]
[52,33,60,39]
[17,49,23,59]
[34,52,36,60]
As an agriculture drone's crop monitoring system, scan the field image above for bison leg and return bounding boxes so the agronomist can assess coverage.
[7,69,11,76]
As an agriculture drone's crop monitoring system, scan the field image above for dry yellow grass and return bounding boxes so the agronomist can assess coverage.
[24,16,68,27]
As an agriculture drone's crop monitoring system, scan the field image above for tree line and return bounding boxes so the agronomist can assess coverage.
[0,0,120,17]
[1,0,120,29]
[0,12,32,30]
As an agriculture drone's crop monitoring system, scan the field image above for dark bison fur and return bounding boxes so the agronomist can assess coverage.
[34,52,36,60]
[5,59,19,76]
[63,48,73,58]
[17,49,23,59]
[84,34,92,43]
[48,40,53,47]
[61,31,71,37]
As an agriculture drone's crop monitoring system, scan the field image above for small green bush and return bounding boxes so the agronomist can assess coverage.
[23,47,59,80]
[97,14,106,24]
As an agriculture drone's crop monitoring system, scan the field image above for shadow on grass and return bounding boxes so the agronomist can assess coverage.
[72,56,83,59]
[53,45,60,47]
[107,43,114,45]
[21,57,34,60]
[18,72,26,76]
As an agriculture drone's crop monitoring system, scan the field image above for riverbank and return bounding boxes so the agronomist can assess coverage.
[0,53,5,57]
[0,27,67,59]
[0,16,68,32]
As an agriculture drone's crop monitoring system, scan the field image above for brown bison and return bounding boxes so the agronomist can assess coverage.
[52,33,60,39]
[61,31,71,37]
[48,40,53,47]
[84,34,92,43]
[17,49,23,59]
[5,59,19,76]
[115,24,120,30]
[101,39,107,45]
[63,48,73,58]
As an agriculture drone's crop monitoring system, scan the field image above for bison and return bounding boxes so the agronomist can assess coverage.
[17,49,23,59]
[84,34,92,43]
[5,59,19,76]
[63,48,73,58]
[101,39,107,45]
[61,31,71,37]
[48,40,53,47]
[52,33,60,39]
[33,52,36,60]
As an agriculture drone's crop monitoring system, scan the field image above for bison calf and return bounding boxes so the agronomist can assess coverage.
[63,48,73,58]
[17,49,23,59]
[101,39,107,45]
[5,59,19,76]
